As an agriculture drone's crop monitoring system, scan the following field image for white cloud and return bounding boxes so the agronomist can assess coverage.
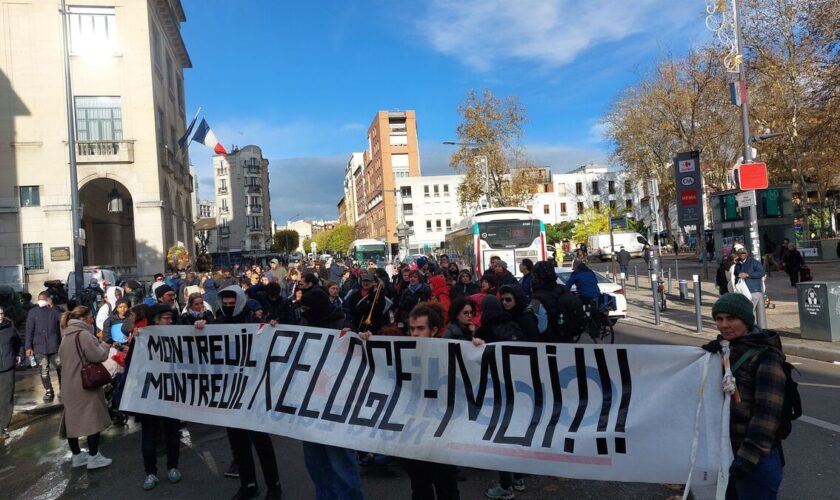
[419,0,697,70]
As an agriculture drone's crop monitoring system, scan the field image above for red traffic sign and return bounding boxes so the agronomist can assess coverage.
[737,162,768,190]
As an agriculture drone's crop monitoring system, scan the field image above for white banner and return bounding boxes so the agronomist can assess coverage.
[120,325,729,487]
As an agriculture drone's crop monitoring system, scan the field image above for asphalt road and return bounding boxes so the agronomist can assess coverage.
[0,320,836,499]
[611,321,840,500]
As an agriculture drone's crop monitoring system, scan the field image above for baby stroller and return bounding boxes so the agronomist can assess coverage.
[103,348,128,425]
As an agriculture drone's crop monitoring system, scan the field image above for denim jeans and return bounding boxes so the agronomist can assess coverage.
[726,448,784,500]
[36,353,61,391]
[619,264,629,278]
[302,442,363,500]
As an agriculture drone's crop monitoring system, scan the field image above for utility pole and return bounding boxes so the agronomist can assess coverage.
[733,0,767,329]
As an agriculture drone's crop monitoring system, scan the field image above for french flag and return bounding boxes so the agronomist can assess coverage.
[192,118,228,156]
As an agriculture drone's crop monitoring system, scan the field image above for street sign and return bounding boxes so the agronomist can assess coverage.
[736,162,768,190]
[736,190,756,208]
[610,215,628,230]
[673,151,704,227]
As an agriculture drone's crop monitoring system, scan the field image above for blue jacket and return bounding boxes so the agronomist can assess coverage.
[734,257,765,293]
[566,267,600,301]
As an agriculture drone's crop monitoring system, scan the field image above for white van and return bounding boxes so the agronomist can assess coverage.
[588,232,648,261]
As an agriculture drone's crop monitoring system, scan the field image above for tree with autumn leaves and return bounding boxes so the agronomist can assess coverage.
[604,0,840,237]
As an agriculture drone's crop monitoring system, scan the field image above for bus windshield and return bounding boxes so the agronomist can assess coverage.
[478,220,541,249]
[353,245,386,263]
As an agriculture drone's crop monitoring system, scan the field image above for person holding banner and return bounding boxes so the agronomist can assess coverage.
[703,293,787,499]
[136,305,183,490]
[298,288,364,500]
[214,286,283,500]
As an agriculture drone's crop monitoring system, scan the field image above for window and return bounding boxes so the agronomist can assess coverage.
[445,219,452,231]
[436,220,442,231]
[577,202,584,213]
[68,6,117,54]
[433,185,439,197]
[426,220,432,231]
[608,180,615,194]
[609,200,616,209]
[151,25,161,68]
[220,198,228,212]
[443,185,449,196]
[592,181,599,194]
[624,180,632,193]
[407,221,414,227]
[424,185,430,197]
[543,204,550,214]
[403,203,413,215]
[594,201,601,210]
[248,216,263,229]
[389,117,408,146]
[557,184,567,196]
[22,243,43,270]
[626,199,633,210]
[400,186,412,198]
[560,202,567,214]
[575,182,583,195]
[19,186,40,207]
[75,97,122,141]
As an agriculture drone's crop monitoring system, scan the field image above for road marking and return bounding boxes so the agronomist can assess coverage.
[799,415,840,434]
[799,382,840,389]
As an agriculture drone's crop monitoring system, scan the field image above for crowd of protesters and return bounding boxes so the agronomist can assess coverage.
[0,251,792,499]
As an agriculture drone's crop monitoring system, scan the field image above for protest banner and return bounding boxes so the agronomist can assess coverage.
[120,325,730,490]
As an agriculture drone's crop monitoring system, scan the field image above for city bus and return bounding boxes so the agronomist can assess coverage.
[348,239,388,267]
[444,207,547,278]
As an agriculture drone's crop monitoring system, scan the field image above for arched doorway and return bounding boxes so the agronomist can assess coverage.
[79,178,137,270]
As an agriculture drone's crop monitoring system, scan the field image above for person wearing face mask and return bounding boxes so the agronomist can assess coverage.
[101,298,132,348]
[25,292,63,402]
[213,286,283,500]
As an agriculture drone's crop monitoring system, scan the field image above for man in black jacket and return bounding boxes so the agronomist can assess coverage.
[214,286,282,500]
[24,292,63,401]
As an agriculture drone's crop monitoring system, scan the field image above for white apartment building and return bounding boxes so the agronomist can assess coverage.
[213,145,272,253]
[0,1,194,287]
[196,199,215,219]
[342,152,364,226]
[395,175,466,253]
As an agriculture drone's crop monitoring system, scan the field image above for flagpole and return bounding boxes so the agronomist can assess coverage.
[179,106,202,162]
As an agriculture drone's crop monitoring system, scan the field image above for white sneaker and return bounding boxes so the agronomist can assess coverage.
[71,451,90,468]
[86,452,112,470]
[143,474,160,491]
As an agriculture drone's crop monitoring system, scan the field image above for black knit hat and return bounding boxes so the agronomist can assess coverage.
[712,293,755,329]
[154,284,174,300]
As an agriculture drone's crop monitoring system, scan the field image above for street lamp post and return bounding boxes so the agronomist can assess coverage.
[732,0,767,329]
[60,0,84,297]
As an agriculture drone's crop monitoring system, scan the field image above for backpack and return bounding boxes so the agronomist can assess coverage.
[732,347,802,441]
[531,287,584,342]
[76,288,99,309]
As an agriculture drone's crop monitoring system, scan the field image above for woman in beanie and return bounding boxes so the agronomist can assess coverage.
[703,293,787,499]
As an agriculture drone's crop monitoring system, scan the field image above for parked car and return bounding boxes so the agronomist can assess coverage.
[289,252,304,263]
[555,267,627,324]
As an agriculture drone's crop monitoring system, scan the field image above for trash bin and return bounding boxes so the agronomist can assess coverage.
[797,282,840,342]
[678,280,688,300]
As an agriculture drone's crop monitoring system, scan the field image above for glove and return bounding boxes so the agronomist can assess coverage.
[701,340,722,353]
[729,457,753,479]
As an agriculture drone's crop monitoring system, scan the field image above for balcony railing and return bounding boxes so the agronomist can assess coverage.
[248,205,263,215]
[217,168,228,176]
[247,185,261,194]
[159,144,177,171]
[76,140,135,163]
[219,226,230,236]
[218,186,228,194]
[246,166,261,174]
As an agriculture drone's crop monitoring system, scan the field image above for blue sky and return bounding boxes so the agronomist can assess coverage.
[183,0,712,225]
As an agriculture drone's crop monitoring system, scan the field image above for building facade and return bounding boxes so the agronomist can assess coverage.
[342,152,364,227]
[197,199,215,219]
[213,145,272,253]
[394,175,465,253]
[356,111,421,256]
[0,0,193,288]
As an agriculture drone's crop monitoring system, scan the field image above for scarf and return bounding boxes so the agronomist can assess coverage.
[408,283,423,294]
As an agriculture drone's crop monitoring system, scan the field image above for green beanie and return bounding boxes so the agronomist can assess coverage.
[712,293,755,329]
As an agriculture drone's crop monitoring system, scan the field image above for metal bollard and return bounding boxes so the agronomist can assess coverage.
[652,273,661,325]
[634,266,639,290]
[675,258,680,282]
[679,279,688,300]
[693,275,702,332]
[667,268,672,295]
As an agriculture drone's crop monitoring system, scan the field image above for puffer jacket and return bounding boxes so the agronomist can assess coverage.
[0,319,21,372]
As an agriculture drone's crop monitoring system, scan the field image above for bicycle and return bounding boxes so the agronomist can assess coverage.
[574,300,615,344]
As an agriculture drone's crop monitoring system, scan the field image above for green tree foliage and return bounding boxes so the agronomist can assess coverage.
[302,237,314,254]
[545,221,576,245]
[272,229,299,253]
[326,224,354,255]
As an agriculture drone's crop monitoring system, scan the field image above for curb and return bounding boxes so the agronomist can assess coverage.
[623,317,840,364]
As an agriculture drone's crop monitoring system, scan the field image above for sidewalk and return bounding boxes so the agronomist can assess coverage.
[610,257,840,364]
[10,368,63,427]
